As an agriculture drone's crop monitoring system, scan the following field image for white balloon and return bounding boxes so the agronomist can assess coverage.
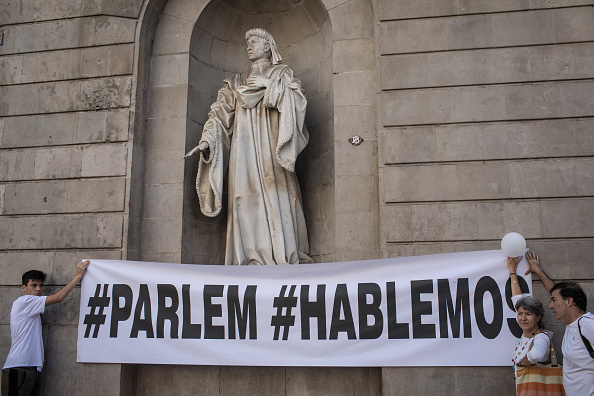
[501,232,526,257]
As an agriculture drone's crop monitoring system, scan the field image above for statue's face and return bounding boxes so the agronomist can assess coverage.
[247,36,269,62]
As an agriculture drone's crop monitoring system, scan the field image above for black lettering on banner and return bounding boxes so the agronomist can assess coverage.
[437,278,471,338]
[110,284,133,338]
[131,284,154,338]
[411,280,436,339]
[300,284,327,340]
[227,285,257,340]
[157,284,179,338]
[474,276,503,339]
[83,284,110,338]
[329,284,357,339]
[204,285,225,339]
[182,284,201,339]
[505,276,530,338]
[386,282,409,339]
[358,283,383,339]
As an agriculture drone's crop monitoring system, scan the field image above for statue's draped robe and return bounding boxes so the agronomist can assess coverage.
[196,65,313,265]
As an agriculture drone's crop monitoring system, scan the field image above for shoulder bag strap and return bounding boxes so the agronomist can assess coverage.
[578,316,594,359]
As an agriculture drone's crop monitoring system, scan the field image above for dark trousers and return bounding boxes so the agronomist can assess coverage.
[1,368,40,396]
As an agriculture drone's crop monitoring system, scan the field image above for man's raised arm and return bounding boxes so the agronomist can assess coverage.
[45,260,90,306]
[524,250,555,293]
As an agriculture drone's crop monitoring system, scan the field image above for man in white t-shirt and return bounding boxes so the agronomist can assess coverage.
[1,260,89,396]
[524,250,594,396]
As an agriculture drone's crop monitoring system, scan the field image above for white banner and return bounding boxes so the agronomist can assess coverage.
[77,250,531,366]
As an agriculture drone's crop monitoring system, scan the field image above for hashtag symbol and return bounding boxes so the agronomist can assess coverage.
[83,284,110,338]
[271,285,298,340]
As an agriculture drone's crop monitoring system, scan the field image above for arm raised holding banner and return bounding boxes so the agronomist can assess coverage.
[506,255,551,369]
[2,259,90,394]
[46,260,90,306]
[523,250,555,293]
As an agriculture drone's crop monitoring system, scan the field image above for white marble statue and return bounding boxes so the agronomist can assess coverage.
[185,28,313,266]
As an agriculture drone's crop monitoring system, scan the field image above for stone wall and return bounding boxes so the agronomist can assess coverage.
[0,0,593,394]
[377,0,594,393]
[0,0,142,394]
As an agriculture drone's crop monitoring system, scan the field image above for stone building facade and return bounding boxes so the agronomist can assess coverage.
[1,0,593,394]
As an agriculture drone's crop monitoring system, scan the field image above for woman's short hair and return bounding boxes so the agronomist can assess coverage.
[515,296,546,329]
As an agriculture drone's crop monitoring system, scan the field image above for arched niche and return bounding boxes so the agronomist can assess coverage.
[181,0,335,264]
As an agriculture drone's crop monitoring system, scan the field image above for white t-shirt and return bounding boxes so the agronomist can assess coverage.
[3,295,47,372]
[562,313,594,396]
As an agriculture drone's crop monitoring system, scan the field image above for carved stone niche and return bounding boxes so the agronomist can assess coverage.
[181,0,335,265]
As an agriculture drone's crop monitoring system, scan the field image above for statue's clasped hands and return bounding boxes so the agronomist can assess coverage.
[184,141,209,158]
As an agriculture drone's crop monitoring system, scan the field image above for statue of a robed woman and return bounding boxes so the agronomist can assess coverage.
[185,28,313,266]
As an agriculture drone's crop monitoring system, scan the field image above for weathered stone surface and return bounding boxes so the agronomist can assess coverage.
[283,33,331,73]
[2,113,76,147]
[143,183,184,219]
[329,0,374,41]
[0,16,136,55]
[383,366,515,394]
[383,164,453,203]
[379,0,594,20]
[1,110,129,148]
[0,251,120,286]
[379,0,457,21]
[0,55,23,84]
[335,140,377,177]
[336,175,378,213]
[52,250,122,284]
[307,218,335,257]
[0,288,23,324]
[287,367,381,395]
[384,159,593,203]
[0,324,10,367]
[301,182,334,221]
[379,8,594,55]
[0,77,132,116]
[0,0,142,24]
[335,211,378,250]
[0,184,4,215]
[83,0,144,18]
[148,84,189,119]
[0,148,36,181]
[42,287,81,325]
[141,218,182,254]
[383,199,594,243]
[380,119,594,164]
[152,54,191,86]
[81,143,128,177]
[476,201,543,239]
[299,151,334,189]
[181,218,226,264]
[44,325,123,395]
[153,14,196,56]
[381,81,594,126]
[0,214,123,250]
[136,365,220,396]
[334,71,375,107]
[219,366,286,395]
[334,105,376,141]
[4,178,126,215]
[553,6,594,42]
[381,42,594,90]
[143,149,185,185]
[541,198,594,238]
[382,240,500,258]
[510,158,594,198]
[33,146,83,180]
